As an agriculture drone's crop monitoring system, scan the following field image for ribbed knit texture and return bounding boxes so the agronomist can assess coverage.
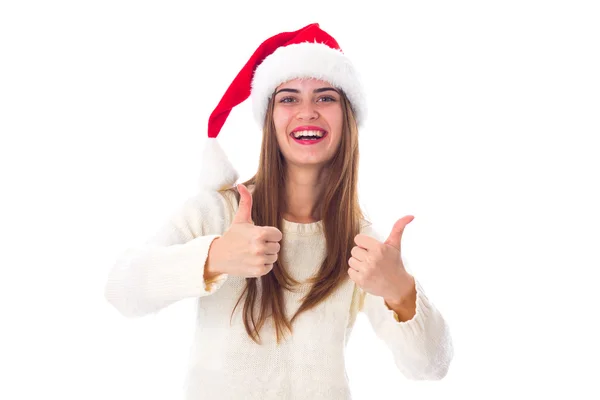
[104,186,453,399]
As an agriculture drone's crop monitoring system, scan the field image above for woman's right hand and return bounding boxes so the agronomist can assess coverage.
[205,184,282,279]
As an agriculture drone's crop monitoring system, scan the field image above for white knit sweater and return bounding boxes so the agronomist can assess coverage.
[104,185,453,399]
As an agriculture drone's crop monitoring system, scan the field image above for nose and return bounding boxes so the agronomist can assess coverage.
[296,101,318,121]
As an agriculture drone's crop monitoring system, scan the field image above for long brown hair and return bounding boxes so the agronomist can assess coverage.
[218,90,366,345]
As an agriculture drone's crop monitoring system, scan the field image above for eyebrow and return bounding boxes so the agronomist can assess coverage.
[274,87,340,96]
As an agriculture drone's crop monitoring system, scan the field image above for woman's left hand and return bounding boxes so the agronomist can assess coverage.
[348,215,416,303]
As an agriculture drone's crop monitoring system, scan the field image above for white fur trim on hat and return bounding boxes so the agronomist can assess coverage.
[250,42,367,129]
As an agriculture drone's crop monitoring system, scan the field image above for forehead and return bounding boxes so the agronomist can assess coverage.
[275,78,335,91]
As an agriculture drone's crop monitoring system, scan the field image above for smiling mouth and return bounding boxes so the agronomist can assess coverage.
[290,130,328,145]
[290,129,327,140]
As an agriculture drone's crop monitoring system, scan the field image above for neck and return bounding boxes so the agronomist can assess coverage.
[283,164,327,223]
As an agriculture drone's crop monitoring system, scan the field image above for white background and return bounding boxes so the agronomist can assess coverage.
[1,1,599,399]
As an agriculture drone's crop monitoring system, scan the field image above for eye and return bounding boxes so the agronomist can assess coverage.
[317,96,337,102]
[278,97,297,103]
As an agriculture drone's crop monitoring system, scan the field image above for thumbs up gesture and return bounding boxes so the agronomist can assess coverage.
[207,184,283,278]
[347,216,416,303]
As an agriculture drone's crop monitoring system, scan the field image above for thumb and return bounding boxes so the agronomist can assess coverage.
[384,215,414,251]
[233,184,253,224]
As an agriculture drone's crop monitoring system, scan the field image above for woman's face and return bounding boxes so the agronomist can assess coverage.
[272,78,343,168]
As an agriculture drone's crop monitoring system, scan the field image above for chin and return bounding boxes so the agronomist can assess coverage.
[288,158,331,168]
[281,148,336,168]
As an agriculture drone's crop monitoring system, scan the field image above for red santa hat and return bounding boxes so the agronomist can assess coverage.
[200,23,367,190]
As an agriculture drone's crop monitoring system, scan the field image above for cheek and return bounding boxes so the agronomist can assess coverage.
[328,112,344,145]
[272,108,291,139]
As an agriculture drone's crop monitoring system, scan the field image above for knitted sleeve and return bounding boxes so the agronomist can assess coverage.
[357,222,454,380]
[103,188,232,318]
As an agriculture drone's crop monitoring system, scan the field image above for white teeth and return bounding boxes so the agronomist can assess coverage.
[292,130,325,138]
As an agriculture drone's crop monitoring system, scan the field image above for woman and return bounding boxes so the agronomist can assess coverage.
[105,23,453,399]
